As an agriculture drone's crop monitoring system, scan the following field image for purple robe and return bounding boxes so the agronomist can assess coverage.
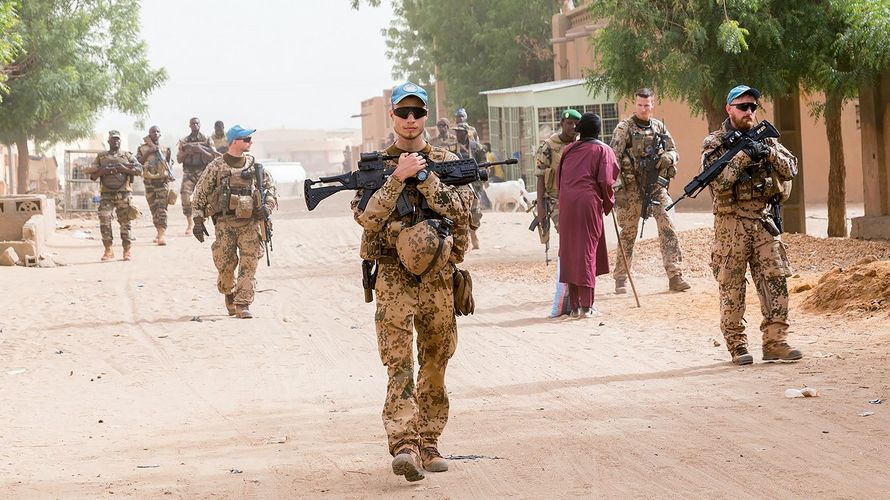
[556,139,619,288]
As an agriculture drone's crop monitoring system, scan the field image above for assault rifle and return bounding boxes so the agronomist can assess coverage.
[638,134,670,237]
[253,163,273,266]
[304,151,518,215]
[665,120,781,211]
[527,199,551,265]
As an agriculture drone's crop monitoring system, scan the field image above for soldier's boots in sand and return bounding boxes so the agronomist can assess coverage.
[763,342,803,361]
[615,278,627,294]
[669,274,691,292]
[122,244,132,261]
[101,243,115,262]
[470,230,480,250]
[392,448,425,482]
[185,218,194,236]
[224,294,236,316]
[420,447,449,472]
[731,345,754,365]
[156,228,167,246]
[235,304,252,319]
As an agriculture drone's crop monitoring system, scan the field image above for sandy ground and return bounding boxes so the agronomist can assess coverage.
[1,193,888,499]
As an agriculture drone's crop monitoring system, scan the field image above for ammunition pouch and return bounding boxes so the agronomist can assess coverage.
[167,189,178,206]
[452,267,475,316]
[126,202,141,221]
[100,171,128,191]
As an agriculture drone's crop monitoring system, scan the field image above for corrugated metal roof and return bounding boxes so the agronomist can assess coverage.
[479,79,587,95]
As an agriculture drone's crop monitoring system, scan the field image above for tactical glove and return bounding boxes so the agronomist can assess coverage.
[744,141,771,162]
[192,216,210,242]
[257,204,272,219]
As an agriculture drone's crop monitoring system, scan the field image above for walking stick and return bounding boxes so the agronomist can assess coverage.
[611,210,640,308]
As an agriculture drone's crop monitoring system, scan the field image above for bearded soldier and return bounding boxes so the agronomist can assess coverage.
[352,82,474,482]
[136,125,174,246]
[177,117,219,235]
[611,88,690,293]
[702,85,802,365]
[83,130,143,262]
[190,125,277,320]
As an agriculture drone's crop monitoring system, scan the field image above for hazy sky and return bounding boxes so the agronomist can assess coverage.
[97,0,397,139]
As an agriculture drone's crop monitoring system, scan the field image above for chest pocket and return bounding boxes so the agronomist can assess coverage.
[223,165,256,219]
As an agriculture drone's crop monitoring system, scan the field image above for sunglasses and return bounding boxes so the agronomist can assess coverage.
[730,102,759,112]
[238,136,252,143]
[392,106,428,119]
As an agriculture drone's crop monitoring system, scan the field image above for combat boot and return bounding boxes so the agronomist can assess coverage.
[122,244,132,261]
[763,342,803,361]
[731,345,754,365]
[615,278,627,294]
[185,217,194,236]
[420,446,449,472]
[224,294,236,316]
[156,228,167,246]
[235,304,253,319]
[669,274,691,292]
[101,243,114,262]
[470,230,480,250]
[391,448,425,482]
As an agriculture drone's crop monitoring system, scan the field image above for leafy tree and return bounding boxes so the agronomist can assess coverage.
[0,0,166,193]
[0,0,21,97]
[585,0,797,131]
[352,0,558,128]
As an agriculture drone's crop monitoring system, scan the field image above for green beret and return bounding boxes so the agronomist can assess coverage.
[562,109,582,120]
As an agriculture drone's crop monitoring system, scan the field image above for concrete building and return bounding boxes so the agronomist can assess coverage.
[250,128,361,177]
[551,2,864,222]
[360,90,395,153]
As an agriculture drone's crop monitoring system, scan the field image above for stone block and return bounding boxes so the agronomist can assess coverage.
[0,240,37,261]
[0,246,18,266]
[0,195,55,241]
[851,215,890,240]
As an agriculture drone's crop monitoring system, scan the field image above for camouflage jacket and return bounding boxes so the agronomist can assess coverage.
[210,133,229,154]
[534,133,574,199]
[610,116,679,181]
[84,150,142,193]
[429,132,457,153]
[191,153,278,221]
[701,119,797,219]
[177,132,216,170]
[136,137,171,182]
[351,143,475,265]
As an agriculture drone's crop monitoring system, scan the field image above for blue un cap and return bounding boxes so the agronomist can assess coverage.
[726,85,761,104]
[391,82,428,106]
[226,124,256,144]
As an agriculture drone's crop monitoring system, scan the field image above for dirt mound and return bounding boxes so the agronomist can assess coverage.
[616,228,890,278]
[801,257,890,314]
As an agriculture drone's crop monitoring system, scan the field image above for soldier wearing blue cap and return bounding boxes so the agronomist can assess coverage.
[177,117,219,235]
[610,88,689,294]
[700,84,802,365]
[352,81,476,482]
[190,125,278,319]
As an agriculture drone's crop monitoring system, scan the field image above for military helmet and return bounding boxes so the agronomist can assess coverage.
[396,218,454,277]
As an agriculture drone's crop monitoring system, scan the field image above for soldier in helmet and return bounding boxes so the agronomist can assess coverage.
[454,107,480,144]
[190,125,278,319]
[136,125,174,246]
[83,130,143,261]
[352,82,475,482]
[429,118,456,153]
[610,88,690,293]
[177,117,219,235]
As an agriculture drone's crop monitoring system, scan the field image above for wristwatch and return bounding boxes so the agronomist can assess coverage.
[416,168,430,182]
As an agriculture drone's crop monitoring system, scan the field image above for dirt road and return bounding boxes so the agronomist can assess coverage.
[1,195,888,498]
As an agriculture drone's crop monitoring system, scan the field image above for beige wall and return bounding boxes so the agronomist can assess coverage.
[360,90,394,153]
[554,3,865,211]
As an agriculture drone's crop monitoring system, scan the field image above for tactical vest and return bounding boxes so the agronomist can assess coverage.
[182,134,210,169]
[621,118,672,170]
[542,133,570,198]
[707,137,786,216]
[214,155,258,219]
[96,152,134,193]
[211,134,228,154]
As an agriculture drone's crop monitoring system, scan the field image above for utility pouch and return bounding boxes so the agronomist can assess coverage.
[167,189,178,206]
[452,268,475,316]
[233,195,253,219]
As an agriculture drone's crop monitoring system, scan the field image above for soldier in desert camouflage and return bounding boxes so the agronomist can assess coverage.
[136,125,174,246]
[177,117,219,235]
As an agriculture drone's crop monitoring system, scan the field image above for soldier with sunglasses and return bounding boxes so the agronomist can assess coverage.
[701,85,801,365]
[190,125,277,320]
[352,82,475,482]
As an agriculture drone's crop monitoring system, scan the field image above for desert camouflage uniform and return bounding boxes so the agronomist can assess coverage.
[86,150,142,245]
[702,120,797,353]
[610,116,683,280]
[352,143,474,456]
[137,137,171,230]
[178,132,215,219]
[191,153,278,306]
[534,133,574,228]
[428,131,456,152]
[210,133,228,154]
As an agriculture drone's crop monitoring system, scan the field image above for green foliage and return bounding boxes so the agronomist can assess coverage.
[356,0,557,125]
[0,0,22,96]
[0,0,166,146]
[717,20,749,54]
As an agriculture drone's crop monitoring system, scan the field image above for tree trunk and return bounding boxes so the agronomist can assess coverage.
[15,135,29,194]
[824,90,847,237]
[701,93,726,132]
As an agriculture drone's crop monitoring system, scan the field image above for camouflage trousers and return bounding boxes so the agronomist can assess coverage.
[211,218,265,305]
[612,184,683,279]
[374,262,458,455]
[181,167,204,218]
[144,181,170,230]
[710,215,792,352]
[98,192,134,246]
